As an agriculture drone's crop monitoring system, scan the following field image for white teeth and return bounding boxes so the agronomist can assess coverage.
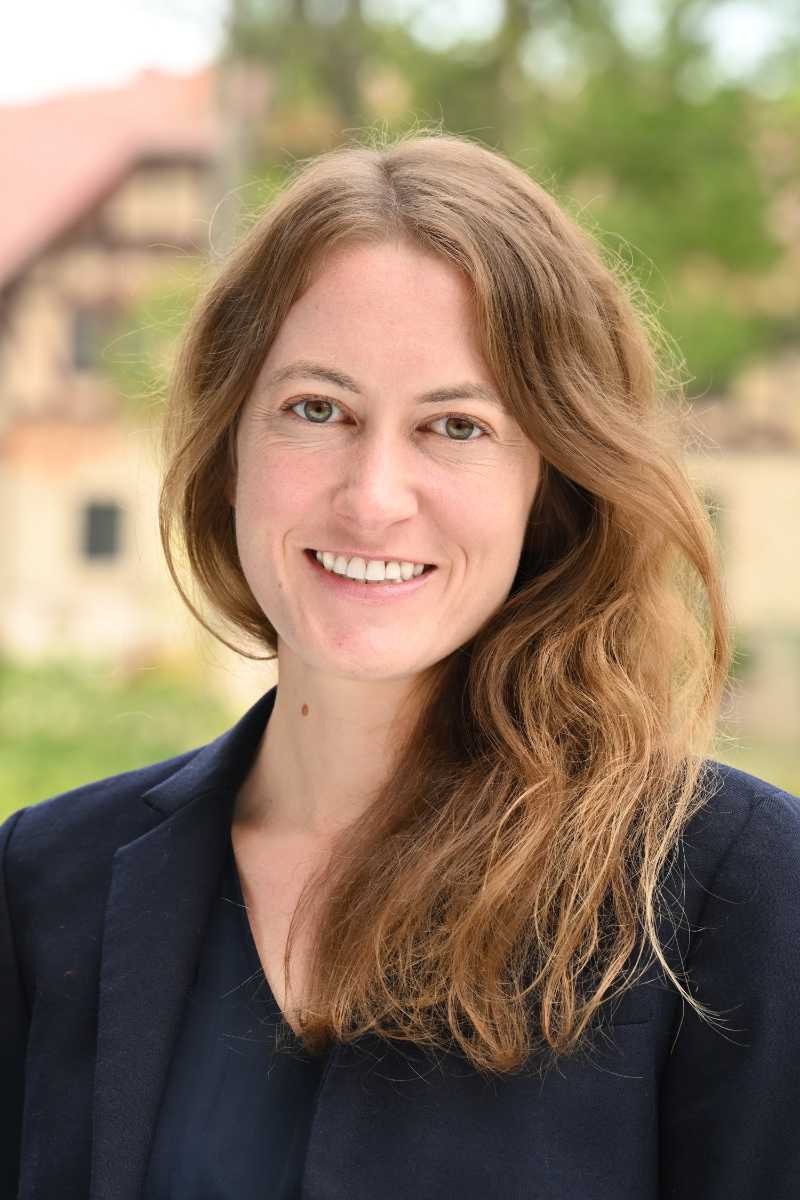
[313,550,427,583]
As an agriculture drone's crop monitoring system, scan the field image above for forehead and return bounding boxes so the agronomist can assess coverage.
[304,238,468,295]
[263,239,489,378]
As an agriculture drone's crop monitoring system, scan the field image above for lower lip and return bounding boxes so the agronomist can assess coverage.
[303,549,438,603]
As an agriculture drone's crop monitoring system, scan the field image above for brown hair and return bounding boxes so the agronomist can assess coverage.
[160,130,732,1075]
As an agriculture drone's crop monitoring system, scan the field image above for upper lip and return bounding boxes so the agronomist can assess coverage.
[308,547,435,566]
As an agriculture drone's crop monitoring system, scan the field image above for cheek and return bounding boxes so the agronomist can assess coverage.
[234,447,322,552]
[238,465,277,511]
[237,439,293,504]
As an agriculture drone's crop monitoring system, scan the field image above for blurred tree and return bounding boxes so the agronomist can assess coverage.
[517,0,789,389]
[225,0,378,154]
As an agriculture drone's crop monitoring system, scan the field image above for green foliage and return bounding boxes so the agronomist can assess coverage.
[660,293,789,393]
[545,77,780,273]
[0,658,236,822]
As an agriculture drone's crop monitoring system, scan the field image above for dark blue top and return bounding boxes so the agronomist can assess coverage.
[143,830,329,1198]
[6,679,800,1200]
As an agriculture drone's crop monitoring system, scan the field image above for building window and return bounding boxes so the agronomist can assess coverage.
[72,307,114,371]
[82,501,123,560]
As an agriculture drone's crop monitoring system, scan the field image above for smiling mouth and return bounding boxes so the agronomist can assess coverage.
[304,548,437,581]
[306,548,435,570]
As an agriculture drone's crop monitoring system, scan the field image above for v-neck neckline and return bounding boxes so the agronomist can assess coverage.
[224,832,263,980]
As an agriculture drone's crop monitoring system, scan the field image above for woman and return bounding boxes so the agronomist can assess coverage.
[2,132,799,1199]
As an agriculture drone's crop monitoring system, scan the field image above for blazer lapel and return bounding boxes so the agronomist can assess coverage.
[89,686,277,1200]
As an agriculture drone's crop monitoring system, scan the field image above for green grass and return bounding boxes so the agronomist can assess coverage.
[0,657,238,823]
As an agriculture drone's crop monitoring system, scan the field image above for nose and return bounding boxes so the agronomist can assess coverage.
[330,427,421,530]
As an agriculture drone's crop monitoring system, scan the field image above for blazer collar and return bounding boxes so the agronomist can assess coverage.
[89,684,277,1199]
[141,683,278,818]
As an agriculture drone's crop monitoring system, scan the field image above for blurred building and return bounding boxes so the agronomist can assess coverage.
[0,68,241,682]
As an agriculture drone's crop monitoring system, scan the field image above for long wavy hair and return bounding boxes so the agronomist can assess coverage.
[159,130,732,1075]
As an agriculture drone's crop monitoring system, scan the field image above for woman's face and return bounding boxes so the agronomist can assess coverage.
[232,238,541,683]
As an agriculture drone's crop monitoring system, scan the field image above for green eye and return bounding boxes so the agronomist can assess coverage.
[294,398,333,422]
[283,398,489,441]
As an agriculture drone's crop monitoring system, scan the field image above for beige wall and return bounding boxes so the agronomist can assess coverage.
[687,448,800,740]
[0,419,189,657]
[0,411,275,711]
[687,450,800,627]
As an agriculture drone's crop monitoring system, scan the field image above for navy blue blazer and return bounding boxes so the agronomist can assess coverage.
[2,683,800,1199]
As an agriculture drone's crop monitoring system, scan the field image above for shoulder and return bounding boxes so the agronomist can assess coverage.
[2,685,277,899]
[0,744,206,890]
[661,760,800,987]
[697,756,798,820]
[682,759,800,897]
[647,759,800,986]
[0,745,219,995]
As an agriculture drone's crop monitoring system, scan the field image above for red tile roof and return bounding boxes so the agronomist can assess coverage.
[0,67,221,289]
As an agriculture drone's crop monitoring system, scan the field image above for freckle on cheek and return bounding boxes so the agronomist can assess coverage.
[301,703,309,716]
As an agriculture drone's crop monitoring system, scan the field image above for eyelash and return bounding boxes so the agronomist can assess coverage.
[279,397,492,442]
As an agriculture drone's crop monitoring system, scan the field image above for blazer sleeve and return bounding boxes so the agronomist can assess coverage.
[658,788,800,1198]
[0,808,30,1200]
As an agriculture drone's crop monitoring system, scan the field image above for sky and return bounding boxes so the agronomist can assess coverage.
[0,0,793,108]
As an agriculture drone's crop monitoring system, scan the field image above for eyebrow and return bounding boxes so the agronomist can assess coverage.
[262,359,507,411]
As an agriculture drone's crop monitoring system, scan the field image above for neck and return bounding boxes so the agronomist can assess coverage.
[235,652,425,840]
